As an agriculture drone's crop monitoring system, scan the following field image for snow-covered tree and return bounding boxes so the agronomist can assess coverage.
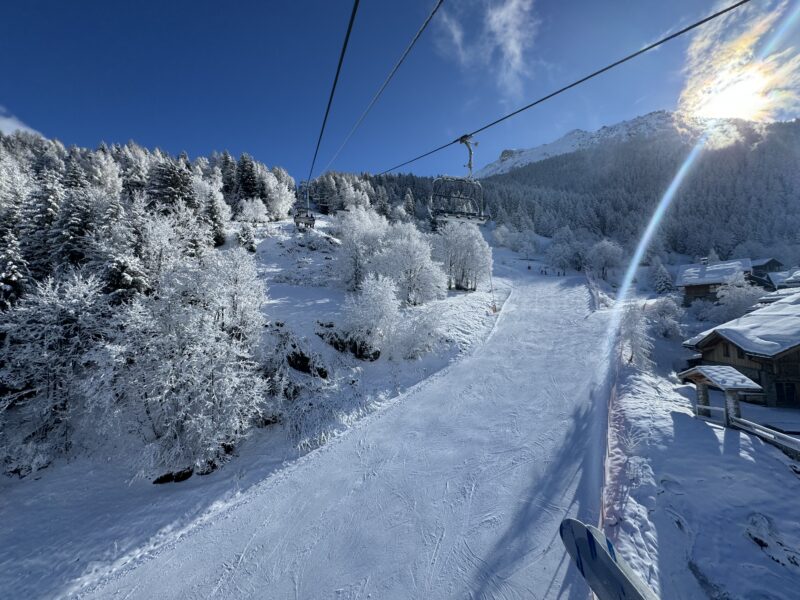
[0,232,29,309]
[334,207,389,290]
[237,197,269,223]
[193,167,229,246]
[619,304,653,370]
[146,159,195,211]
[710,273,763,322]
[342,274,399,355]
[649,296,683,338]
[20,167,64,278]
[238,223,257,252]
[0,273,111,476]
[649,257,674,293]
[372,223,445,305]
[435,222,492,291]
[235,153,260,201]
[546,226,583,271]
[589,239,623,280]
[259,168,295,219]
[111,251,268,476]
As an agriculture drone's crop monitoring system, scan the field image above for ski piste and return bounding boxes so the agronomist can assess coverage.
[560,518,660,600]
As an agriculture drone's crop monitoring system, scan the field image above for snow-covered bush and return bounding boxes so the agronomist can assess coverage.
[494,224,538,259]
[237,197,269,223]
[435,222,492,291]
[0,273,111,476]
[372,223,445,305]
[341,274,399,355]
[649,296,683,338]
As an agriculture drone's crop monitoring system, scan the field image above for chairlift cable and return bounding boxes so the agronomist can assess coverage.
[322,0,446,173]
[378,0,753,175]
[305,0,361,207]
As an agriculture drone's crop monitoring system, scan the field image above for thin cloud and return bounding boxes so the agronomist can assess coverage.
[678,0,800,122]
[0,106,39,135]
[436,0,539,100]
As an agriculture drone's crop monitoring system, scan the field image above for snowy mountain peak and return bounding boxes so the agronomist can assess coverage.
[476,111,681,178]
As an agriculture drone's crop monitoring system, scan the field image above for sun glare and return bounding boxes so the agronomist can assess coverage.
[693,66,772,121]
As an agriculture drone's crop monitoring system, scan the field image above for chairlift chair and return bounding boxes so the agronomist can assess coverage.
[430,135,488,228]
[294,181,317,230]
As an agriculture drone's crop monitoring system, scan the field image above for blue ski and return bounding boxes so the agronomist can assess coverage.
[559,518,659,600]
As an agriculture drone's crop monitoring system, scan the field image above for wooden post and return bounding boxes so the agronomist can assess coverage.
[724,390,741,425]
[696,383,711,418]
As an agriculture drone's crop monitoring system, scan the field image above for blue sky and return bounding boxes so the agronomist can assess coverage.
[1,0,797,178]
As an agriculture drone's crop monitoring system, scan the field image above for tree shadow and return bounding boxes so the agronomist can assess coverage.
[465,385,608,600]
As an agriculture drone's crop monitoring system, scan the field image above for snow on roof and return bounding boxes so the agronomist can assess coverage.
[758,289,800,304]
[679,365,763,392]
[767,268,800,288]
[675,258,752,287]
[681,366,763,392]
[684,292,800,357]
[751,257,781,268]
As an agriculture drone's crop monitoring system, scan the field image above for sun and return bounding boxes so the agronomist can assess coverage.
[692,65,773,121]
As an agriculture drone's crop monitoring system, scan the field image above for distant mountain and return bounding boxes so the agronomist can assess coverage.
[475,111,747,178]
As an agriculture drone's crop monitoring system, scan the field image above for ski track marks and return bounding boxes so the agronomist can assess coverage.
[74,268,611,600]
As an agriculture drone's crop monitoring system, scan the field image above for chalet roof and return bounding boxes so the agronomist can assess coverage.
[751,257,782,268]
[758,289,800,305]
[767,268,800,289]
[683,292,800,358]
[675,258,752,287]
[678,365,763,392]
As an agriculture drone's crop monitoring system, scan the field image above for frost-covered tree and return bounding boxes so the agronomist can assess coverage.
[335,207,389,290]
[435,222,492,291]
[235,153,260,201]
[146,159,195,211]
[589,239,623,280]
[372,223,445,305]
[0,274,111,476]
[0,232,29,309]
[193,167,229,246]
[649,257,674,293]
[546,226,584,271]
[709,273,763,323]
[237,197,269,223]
[259,168,295,219]
[20,167,64,278]
[649,296,683,338]
[619,304,653,370]
[238,223,257,252]
[111,251,268,476]
[342,274,399,355]
[54,185,94,267]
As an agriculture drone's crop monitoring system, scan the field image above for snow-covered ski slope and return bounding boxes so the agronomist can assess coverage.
[75,264,611,600]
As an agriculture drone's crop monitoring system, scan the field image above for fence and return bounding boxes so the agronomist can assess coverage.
[731,416,800,459]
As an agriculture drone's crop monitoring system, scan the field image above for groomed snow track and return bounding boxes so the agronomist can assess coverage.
[75,266,611,600]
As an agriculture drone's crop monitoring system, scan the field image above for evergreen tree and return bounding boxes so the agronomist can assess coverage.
[146,159,196,211]
[218,151,237,205]
[649,257,674,293]
[238,223,256,252]
[236,153,260,200]
[403,188,416,219]
[0,232,29,309]
[54,186,93,267]
[21,168,63,279]
[62,151,89,189]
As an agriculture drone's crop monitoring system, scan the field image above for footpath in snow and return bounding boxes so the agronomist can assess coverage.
[74,263,612,599]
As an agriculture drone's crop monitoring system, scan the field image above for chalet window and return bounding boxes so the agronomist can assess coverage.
[722,343,730,358]
[737,347,745,359]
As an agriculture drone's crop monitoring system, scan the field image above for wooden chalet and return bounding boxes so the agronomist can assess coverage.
[675,258,752,307]
[683,292,800,407]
